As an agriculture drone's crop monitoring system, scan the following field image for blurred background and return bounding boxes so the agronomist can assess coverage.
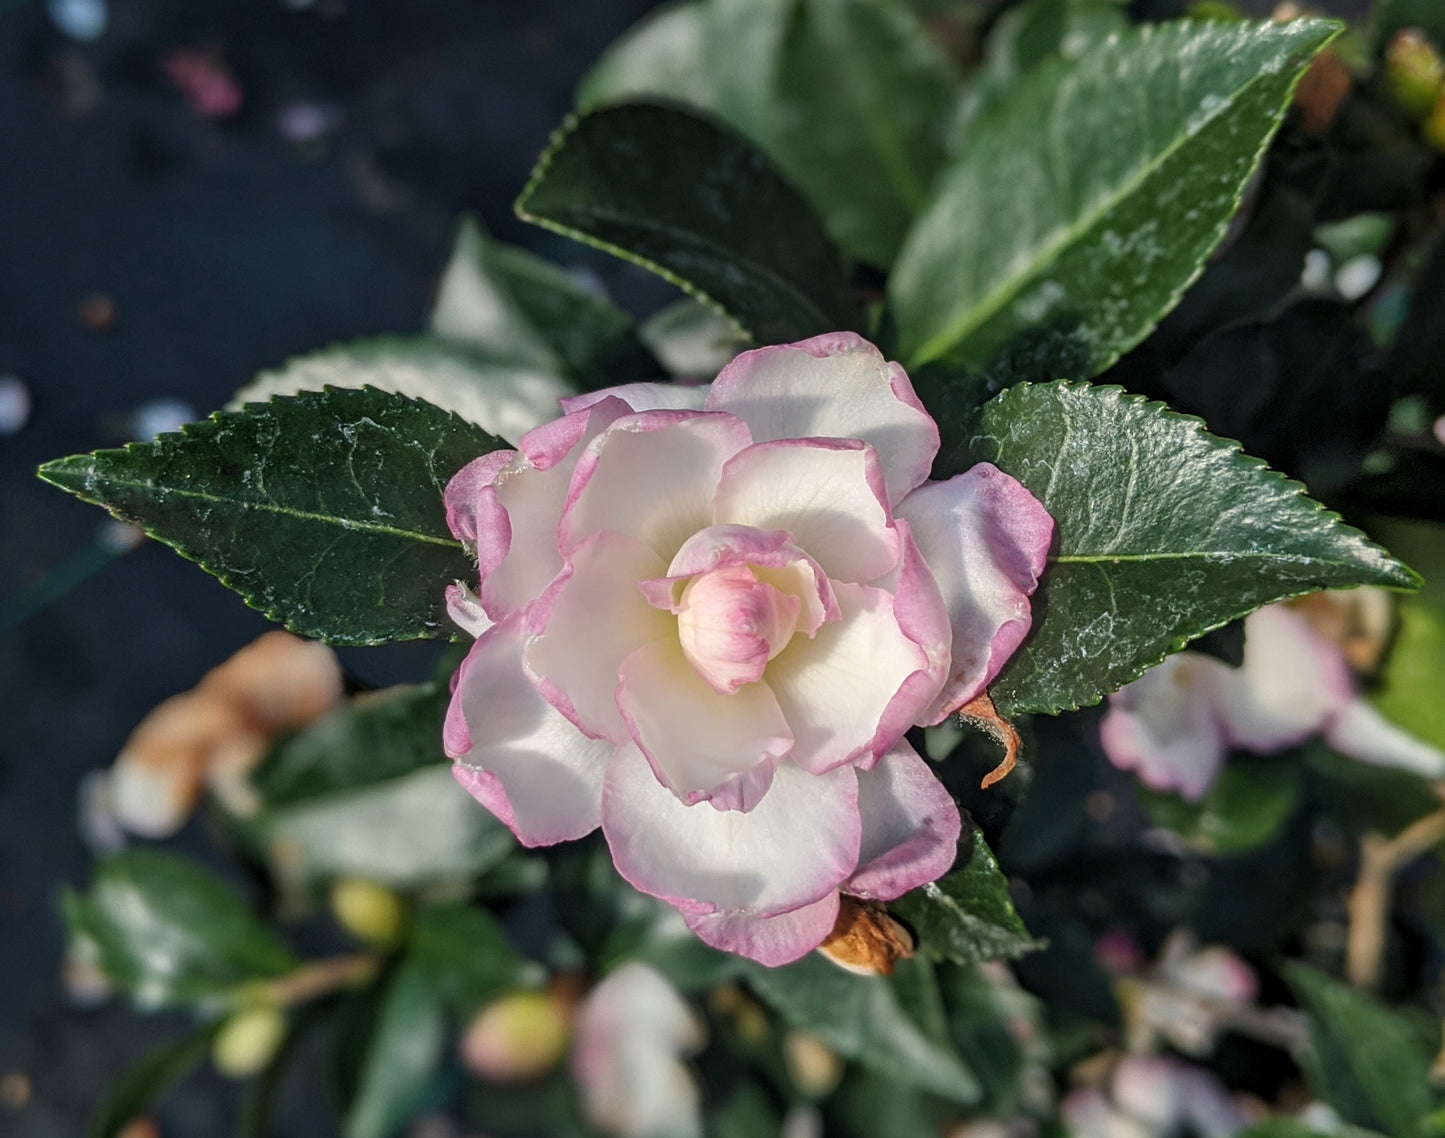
[0,2,674,1133]
[0,0,1383,1134]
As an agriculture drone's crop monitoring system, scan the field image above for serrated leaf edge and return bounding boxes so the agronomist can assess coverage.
[907,17,1343,370]
[37,386,488,647]
[980,379,1419,715]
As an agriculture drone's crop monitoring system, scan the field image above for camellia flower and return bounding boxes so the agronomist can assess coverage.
[443,333,1053,965]
[1100,597,1445,802]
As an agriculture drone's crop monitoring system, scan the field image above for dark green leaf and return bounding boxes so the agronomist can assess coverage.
[890,816,1039,965]
[65,850,296,1012]
[1286,964,1439,1138]
[1304,743,1441,838]
[1137,757,1300,853]
[967,382,1418,715]
[890,19,1340,379]
[252,681,449,808]
[255,766,514,892]
[580,0,959,268]
[86,1025,218,1138]
[429,215,656,387]
[39,387,504,646]
[409,902,539,1016]
[740,953,981,1102]
[343,958,447,1138]
[231,336,571,451]
[515,103,861,344]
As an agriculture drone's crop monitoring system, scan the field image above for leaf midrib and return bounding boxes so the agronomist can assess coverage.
[1053,550,1375,566]
[43,463,457,548]
[907,27,1322,367]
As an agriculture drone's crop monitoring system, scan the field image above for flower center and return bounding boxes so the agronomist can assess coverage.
[675,565,801,694]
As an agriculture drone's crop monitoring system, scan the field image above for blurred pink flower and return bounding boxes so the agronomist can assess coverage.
[1100,601,1445,801]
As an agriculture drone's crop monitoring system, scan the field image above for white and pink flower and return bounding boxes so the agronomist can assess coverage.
[1100,599,1445,802]
[442,332,1053,965]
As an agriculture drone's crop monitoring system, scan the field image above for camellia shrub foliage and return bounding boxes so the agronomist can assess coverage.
[38,0,1445,1135]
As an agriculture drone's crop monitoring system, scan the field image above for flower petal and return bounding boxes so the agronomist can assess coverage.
[846,740,961,901]
[894,464,1052,722]
[1219,604,1353,751]
[713,439,899,584]
[444,450,514,543]
[562,382,710,414]
[446,615,613,846]
[617,638,793,811]
[445,582,493,639]
[602,748,860,920]
[766,582,931,774]
[1323,698,1445,779]
[475,397,631,619]
[524,530,672,743]
[684,892,842,967]
[705,333,939,505]
[562,410,753,560]
[1099,653,1231,802]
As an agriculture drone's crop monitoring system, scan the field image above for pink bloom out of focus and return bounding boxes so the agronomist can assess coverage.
[443,333,1053,966]
[1100,599,1445,802]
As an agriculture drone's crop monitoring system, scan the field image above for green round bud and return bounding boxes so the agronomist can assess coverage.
[212,1004,287,1079]
[329,877,408,947]
[1386,29,1445,120]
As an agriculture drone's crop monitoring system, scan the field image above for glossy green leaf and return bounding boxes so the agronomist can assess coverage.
[65,850,296,1012]
[231,336,572,450]
[1286,964,1439,1138]
[409,902,539,1016]
[967,382,1418,715]
[1137,757,1300,853]
[39,388,504,646]
[429,215,656,387]
[86,1025,218,1138]
[515,103,860,344]
[342,958,447,1138]
[579,0,959,268]
[252,682,449,808]
[890,19,1340,378]
[890,817,1039,966]
[937,963,1040,1117]
[741,953,981,1102]
[255,766,514,892]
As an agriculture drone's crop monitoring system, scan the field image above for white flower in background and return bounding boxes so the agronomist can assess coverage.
[1100,597,1445,801]
[572,964,705,1138]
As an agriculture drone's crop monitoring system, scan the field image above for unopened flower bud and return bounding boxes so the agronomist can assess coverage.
[1386,29,1445,119]
[462,990,572,1082]
[212,1004,287,1079]
[329,878,408,947]
[783,1031,844,1098]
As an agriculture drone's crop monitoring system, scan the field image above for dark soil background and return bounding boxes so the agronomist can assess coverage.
[0,0,1372,1134]
[0,2,669,1133]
